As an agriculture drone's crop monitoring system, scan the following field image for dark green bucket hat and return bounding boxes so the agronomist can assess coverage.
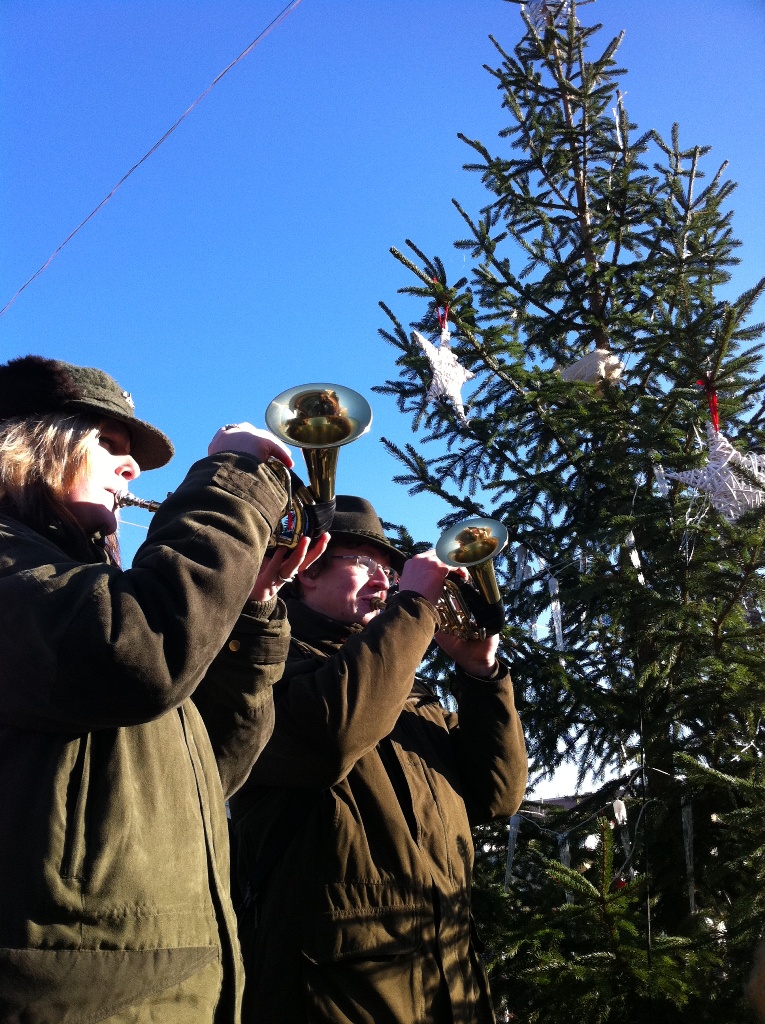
[0,355,173,470]
[330,495,406,572]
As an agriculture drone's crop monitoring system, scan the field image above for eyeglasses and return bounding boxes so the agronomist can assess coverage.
[329,554,399,585]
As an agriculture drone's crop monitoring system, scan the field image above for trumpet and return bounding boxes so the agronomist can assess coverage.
[264,383,372,548]
[370,518,509,641]
[113,383,373,550]
[434,517,508,641]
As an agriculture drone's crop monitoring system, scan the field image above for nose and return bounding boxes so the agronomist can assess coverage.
[116,454,140,483]
[370,562,390,589]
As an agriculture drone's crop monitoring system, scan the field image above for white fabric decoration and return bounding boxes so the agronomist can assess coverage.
[529,612,538,642]
[612,799,627,826]
[557,832,574,903]
[559,347,624,385]
[557,832,571,867]
[681,795,696,915]
[613,799,633,869]
[625,531,646,586]
[666,423,765,521]
[504,814,522,889]
[412,329,475,424]
[547,575,564,650]
[519,547,539,639]
[514,544,529,591]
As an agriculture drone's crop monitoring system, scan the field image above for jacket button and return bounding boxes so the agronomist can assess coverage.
[228,639,241,652]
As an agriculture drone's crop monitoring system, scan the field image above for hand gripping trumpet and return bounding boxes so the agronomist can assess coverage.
[434,517,508,641]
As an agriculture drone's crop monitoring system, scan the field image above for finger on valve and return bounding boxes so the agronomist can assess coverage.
[277,533,331,583]
[398,550,449,605]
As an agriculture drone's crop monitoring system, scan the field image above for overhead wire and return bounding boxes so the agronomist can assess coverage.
[1,0,305,320]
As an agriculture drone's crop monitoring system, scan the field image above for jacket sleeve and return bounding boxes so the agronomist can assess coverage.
[192,596,290,798]
[444,664,528,824]
[244,591,441,789]
[0,453,288,733]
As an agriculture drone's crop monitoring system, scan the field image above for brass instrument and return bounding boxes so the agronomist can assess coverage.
[113,384,372,549]
[116,492,163,513]
[265,383,372,547]
[434,517,508,640]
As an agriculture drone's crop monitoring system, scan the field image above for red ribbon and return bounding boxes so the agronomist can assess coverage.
[697,372,719,431]
[432,277,450,331]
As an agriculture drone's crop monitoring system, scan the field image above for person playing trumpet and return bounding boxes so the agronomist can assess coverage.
[230,494,527,1024]
[0,354,328,1024]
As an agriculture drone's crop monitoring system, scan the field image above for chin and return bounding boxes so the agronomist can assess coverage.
[358,608,381,626]
[70,504,119,537]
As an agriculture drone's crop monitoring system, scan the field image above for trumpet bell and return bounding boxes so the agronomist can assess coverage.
[265,383,372,502]
[436,517,508,572]
[435,517,508,640]
[266,383,372,451]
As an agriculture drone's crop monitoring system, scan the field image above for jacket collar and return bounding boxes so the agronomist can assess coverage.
[284,597,364,654]
[0,505,109,564]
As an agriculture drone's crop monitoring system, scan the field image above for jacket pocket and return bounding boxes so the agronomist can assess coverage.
[59,733,91,881]
[301,912,425,1024]
[302,904,422,965]
[0,945,218,1024]
[302,880,428,964]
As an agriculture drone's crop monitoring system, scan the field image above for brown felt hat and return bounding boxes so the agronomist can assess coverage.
[330,495,406,572]
[0,355,174,470]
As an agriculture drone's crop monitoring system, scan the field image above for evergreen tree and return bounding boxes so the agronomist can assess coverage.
[377,1,765,1019]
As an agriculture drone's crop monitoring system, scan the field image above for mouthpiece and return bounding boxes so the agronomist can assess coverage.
[370,597,387,611]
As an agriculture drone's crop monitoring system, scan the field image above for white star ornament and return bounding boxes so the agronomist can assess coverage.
[412,329,475,425]
[665,423,765,522]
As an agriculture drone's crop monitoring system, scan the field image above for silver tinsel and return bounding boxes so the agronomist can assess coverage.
[525,0,573,33]
[504,814,522,889]
[548,575,565,650]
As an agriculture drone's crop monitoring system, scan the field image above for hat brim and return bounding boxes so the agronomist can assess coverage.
[66,399,174,471]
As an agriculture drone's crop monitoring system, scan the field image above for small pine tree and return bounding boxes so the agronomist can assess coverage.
[482,816,702,1023]
[377,1,765,1019]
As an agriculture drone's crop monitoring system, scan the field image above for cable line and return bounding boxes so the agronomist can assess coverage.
[1,0,305,319]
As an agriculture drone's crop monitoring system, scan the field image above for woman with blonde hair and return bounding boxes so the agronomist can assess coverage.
[0,354,323,1024]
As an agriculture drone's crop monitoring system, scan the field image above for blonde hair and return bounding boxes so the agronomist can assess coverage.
[0,412,120,562]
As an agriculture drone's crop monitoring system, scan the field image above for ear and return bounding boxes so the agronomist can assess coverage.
[297,564,320,594]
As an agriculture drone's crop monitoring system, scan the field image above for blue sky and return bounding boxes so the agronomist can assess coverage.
[2,0,764,559]
[2,0,764,794]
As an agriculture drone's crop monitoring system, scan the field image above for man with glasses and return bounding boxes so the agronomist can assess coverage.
[230,495,527,1024]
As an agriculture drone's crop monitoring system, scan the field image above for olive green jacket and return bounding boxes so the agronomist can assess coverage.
[231,594,528,1024]
[0,452,290,1024]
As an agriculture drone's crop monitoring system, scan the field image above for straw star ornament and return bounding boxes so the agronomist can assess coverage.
[412,329,475,425]
[666,423,765,521]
